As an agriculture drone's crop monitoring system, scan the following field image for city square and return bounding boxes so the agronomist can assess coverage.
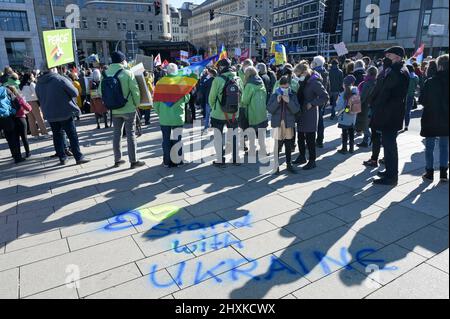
[0,0,449,303]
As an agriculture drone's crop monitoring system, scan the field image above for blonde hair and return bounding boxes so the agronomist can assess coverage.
[244,66,258,83]
[294,60,310,76]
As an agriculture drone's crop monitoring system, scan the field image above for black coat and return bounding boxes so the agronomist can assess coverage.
[353,69,366,86]
[329,65,344,93]
[259,73,272,102]
[419,71,449,137]
[370,62,410,131]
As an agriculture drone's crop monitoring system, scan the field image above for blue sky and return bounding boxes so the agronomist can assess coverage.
[169,0,204,8]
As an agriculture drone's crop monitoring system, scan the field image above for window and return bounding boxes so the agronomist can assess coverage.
[97,17,107,29]
[0,0,25,3]
[388,15,398,39]
[0,10,29,31]
[422,0,433,31]
[40,15,48,28]
[5,40,27,68]
[351,21,359,42]
[81,17,88,29]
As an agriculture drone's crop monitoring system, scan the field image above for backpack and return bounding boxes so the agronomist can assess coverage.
[348,94,362,114]
[0,88,14,118]
[101,69,130,110]
[220,76,241,114]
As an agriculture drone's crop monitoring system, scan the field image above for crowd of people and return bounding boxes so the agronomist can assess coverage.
[0,46,448,185]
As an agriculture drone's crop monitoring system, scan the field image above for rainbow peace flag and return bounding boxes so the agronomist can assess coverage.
[219,44,228,60]
[154,55,219,107]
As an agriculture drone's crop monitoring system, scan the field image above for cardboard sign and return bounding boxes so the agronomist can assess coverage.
[333,42,349,57]
[135,54,154,72]
[42,29,74,68]
[131,63,152,107]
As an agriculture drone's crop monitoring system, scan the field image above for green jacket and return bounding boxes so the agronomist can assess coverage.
[241,76,268,126]
[154,74,190,127]
[2,78,20,89]
[238,69,245,84]
[99,63,140,115]
[209,71,243,121]
[272,77,299,94]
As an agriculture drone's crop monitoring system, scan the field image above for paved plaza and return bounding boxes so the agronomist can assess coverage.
[0,111,448,299]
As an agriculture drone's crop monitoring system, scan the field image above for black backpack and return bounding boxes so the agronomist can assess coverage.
[220,75,241,114]
[101,69,130,110]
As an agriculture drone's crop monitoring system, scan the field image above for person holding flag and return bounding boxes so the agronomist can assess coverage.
[154,63,190,168]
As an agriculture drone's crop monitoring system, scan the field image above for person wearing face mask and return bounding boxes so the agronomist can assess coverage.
[369,46,410,186]
[267,76,300,174]
[293,61,329,170]
[100,51,144,169]
[311,56,330,148]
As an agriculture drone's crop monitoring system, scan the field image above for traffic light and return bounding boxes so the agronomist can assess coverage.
[155,0,161,16]
[322,0,342,33]
[209,9,215,21]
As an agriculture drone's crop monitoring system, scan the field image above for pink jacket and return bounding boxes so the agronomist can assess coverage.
[15,96,32,118]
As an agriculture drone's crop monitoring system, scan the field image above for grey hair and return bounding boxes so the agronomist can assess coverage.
[167,63,179,75]
[242,59,253,68]
[256,63,267,75]
[244,66,258,80]
[354,59,365,70]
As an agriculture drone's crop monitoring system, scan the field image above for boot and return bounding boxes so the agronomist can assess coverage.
[422,169,434,182]
[286,164,297,174]
[440,167,448,183]
[293,155,307,165]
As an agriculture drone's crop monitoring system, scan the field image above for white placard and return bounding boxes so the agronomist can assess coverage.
[333,42,349,57]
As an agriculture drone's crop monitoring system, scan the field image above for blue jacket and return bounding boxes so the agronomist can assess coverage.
[0,86,15,118]
[336,87,359,128]
[35,72,80,122]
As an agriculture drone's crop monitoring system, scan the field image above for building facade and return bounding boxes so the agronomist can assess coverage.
[33,0,172,64]
[342,0,449,57]
[0,0,44,70]
[171,2,197,43]
[272,0,344,59]
[189,0,274,59]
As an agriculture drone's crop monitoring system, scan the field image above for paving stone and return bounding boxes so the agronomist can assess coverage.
[283,214,345,241]
[396,226,449,259]
[77,263,142,297]
[233,229,300,261]
[5,230,62,253]
[366,263,449,299]
[0,268,19,298]
[0,222,17,244]
[86,269,178,299]
[136,249,197,276]
[19,237,144,297]
[230,220,279,241]
[25,285,79,299]
[166,247,246,289]
[351,244,426,285]
[292,268,381,299]
[266,209,311,228]
[280,181,354,206]
[0,239,69,272]
[173,254,310,299]
[432,216,449,232]
[349,205,437,245]
[274,227,384,283]
[301,200,339,216]
[67,223,137,251]
[327,201,384,224]
[399,195,449,219]
[426,249,449,273]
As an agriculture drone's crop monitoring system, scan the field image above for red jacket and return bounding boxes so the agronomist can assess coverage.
[15,96,32,118]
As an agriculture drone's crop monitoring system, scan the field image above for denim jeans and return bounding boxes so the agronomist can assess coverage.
[362,127,372,144]
[381,130,399,179]
[0,116,21,160]
[160,125,183,166]
[211,118,239,163]
[204,104,211,130]
[113,112,137,163]
[49,117,83,161]
[425,136,449,170]
[317,105,325,144]
[330,92,340,117]
[405,95,415,128]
